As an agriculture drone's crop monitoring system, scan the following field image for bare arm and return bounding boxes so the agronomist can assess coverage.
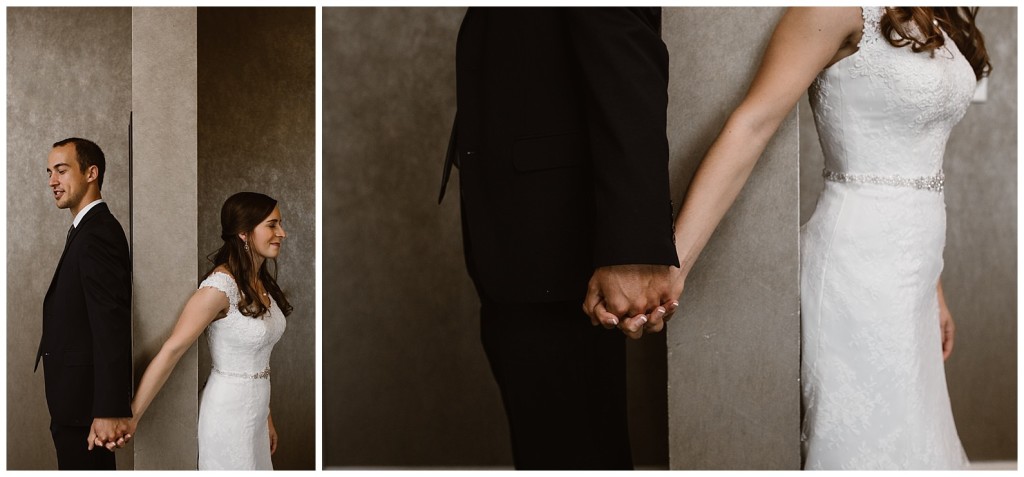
[128,287,228,430]
[672,8,862,278]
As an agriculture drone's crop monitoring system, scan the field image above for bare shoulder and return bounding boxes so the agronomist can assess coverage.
[782,7,862,33]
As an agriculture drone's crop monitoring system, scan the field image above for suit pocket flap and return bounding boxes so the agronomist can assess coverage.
[512,132,586,172]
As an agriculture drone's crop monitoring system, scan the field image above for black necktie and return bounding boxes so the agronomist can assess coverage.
[65,224,74,247]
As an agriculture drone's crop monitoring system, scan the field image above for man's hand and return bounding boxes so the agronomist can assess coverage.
[583,264,680,338]
[86,417,131,451]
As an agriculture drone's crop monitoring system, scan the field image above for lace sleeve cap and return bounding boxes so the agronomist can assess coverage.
[858,7,884,48]
[199,271,240,309]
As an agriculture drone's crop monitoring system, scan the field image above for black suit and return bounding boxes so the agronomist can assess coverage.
[36,202,132,470]
[440,8,678,469]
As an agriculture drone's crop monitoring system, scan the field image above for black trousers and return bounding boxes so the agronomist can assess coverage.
[50,422,116,470]
[480,297,633,470]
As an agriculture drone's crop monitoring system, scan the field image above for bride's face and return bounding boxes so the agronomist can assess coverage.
[246,206,286,260]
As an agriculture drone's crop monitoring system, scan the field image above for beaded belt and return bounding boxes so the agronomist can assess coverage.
[212,366,271,380]
[823,169,944,192]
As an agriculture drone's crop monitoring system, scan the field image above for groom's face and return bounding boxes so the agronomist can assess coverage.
[46,144,91,211]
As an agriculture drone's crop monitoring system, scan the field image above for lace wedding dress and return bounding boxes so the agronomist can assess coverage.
[196,271,287,470]
[800,6,974,470]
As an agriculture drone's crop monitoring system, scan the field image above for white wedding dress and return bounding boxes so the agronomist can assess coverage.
[196,271,287,470]
[800,7,974,470]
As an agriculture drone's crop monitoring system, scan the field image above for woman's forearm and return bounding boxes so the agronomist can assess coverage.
[673,110,782,276]
[131,343,189,423]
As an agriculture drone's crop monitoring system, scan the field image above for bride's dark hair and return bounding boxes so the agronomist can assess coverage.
[881,7,991,80]
[204,191,293,318]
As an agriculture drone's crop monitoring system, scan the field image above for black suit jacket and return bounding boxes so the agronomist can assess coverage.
[440,7,679,304]
[36,202,133,426]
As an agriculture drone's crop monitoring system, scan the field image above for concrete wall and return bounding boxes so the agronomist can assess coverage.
[6,7,132,470]
[799,7,1018,461]
[664,8,801,470]
[130,7,198,470]
[322,8,511,467]
[196,7,316,470]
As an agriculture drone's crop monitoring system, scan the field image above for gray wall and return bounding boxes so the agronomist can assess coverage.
[322,8,511,467]
[664,8,801,470]
[196,7,316,470]
[6,7,132,470]
[799,7,1018,461]
[131,7,198,470]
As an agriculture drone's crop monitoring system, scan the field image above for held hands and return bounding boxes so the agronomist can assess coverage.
[583,264,686,339]
[86,417,133,452]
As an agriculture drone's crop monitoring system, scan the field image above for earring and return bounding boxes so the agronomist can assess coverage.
[245,242,250,252]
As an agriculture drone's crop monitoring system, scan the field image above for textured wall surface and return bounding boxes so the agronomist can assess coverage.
[664,8,801,470]
[325,7,680,469]
[6,8,132,470]
[799,7,1018,461]
[131,7,198,470]
[196,7,316,470]
[322,8,509,468]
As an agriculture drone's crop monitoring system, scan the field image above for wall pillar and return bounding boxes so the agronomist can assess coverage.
[130,7,199,470]
[664,8,801,470]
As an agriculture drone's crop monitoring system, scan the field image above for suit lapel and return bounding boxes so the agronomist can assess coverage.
[43,203,108,304]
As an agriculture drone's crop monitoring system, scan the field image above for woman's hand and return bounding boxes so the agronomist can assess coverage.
[938,282,955,360]
[268,413,278,455]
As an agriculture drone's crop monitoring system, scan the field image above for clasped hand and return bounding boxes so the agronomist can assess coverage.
[582,264,685,339]
[86,417,135,452]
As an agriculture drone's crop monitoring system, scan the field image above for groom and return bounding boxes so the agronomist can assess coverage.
[37,138,133,469]
[439,8,680,469]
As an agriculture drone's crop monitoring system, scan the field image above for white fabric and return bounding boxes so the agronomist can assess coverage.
[196,271,286,470]
[72,199,104,227]
[800,7,974,470]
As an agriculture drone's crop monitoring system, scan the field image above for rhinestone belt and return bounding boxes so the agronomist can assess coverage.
[823,169,944,192]
[212,366,271,380]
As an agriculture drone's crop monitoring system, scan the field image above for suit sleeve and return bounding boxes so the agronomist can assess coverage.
[79,227,133,418]
[565,7,679,268]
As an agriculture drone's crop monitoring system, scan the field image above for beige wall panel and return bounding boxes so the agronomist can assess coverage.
[799,7,1018,462]
[6,7,132,470]
[130,7,198,470]
[196,7,316,470]
[664,7,801,470]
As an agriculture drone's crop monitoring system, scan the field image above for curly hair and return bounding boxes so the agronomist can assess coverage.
[880,7,991,80]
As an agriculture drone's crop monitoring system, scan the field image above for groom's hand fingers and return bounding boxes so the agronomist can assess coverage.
[619,313,647,339]
[594,302,620,329]
[583,279,602,325]
[86,430,97,451]
[660,299,681,323]
[644,306,667,333]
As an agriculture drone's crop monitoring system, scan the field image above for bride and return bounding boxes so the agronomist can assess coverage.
[663,7,988,469]
[92,191,292,469]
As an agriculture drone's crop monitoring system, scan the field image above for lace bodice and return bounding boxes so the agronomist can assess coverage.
[800,7,971,469]
[199,271,286,376]
[808,7,976,178]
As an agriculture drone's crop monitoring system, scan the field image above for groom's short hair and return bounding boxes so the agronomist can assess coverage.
[53,137,106,191]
